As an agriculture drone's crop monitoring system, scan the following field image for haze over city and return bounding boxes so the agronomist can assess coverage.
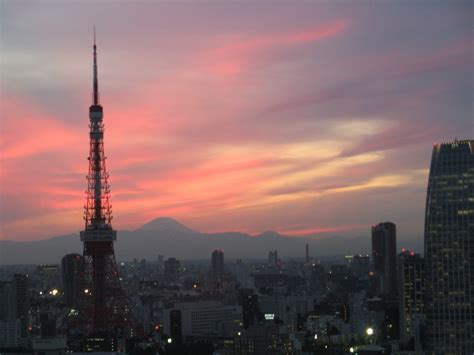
[1,1,472,243]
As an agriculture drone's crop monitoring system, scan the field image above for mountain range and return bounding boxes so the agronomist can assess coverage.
[0,217,423,265]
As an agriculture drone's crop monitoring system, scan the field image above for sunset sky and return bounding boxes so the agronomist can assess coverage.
[0,1,472,241]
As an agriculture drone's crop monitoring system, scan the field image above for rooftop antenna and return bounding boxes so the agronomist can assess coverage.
[92,26,99,105]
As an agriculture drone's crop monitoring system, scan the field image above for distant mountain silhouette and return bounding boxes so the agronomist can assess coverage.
[137,217,195,234]
[0,217,423,265]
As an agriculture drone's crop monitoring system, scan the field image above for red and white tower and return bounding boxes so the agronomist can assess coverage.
[75,32,131,337]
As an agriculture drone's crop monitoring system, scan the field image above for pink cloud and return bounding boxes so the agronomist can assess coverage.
[203,20,348,77]
[1,97,84,160]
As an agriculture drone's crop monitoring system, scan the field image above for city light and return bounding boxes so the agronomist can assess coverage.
[167,338,172,344]
[349,347,355,353]
[264,313,275,320]
[366,327,374,336]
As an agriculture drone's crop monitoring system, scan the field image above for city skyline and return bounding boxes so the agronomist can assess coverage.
[1,1,473,242]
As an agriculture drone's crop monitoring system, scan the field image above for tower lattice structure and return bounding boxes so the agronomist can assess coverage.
[74,33,132,337]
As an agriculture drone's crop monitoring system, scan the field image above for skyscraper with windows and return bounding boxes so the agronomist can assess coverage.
[371,222,397,297]
[424,140,474,354]
[398,250,424,349]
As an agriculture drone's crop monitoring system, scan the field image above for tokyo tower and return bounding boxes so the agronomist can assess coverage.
[74,32,131,337]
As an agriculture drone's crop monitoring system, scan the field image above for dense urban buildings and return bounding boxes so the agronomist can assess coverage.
[424,140,474,354]
[371,222,398,297]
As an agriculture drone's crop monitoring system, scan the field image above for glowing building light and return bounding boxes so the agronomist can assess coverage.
[264,313,275,320]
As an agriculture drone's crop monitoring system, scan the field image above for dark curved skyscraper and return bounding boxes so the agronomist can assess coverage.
[424,140,474,354]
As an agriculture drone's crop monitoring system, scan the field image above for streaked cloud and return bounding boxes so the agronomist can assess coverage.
[0,1,471,242]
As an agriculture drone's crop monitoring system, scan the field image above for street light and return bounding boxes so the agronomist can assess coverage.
[366,327,374,336]
[167,338,172,344]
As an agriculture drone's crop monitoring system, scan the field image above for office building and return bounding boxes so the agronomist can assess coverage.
[0,320,21,348]
[398,249,424,350]
[268,250,278,268]
[61,253,83,308]
[13,274,29,339]
[164,257,180,282]
[372,222,397,296]
[163,302,242,338]
[424,140,474,354]
[211,250,224,289]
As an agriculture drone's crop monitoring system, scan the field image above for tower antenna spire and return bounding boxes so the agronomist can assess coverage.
[92,26,99,105]
[76,33,135,337]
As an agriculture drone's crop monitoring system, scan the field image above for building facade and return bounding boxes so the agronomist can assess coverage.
[398,250,424,349]
[164,257,180,282]
[424,140,474,354]
[211,250,224,289]
[61,253,84,308]
[163,302,242,339]
[371,222,397,297]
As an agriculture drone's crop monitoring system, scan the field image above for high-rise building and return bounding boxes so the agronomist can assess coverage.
[211,250,224,289]
[61,253,83,308]
[157,254,164,273]
[0,278,24,348]
[371,222,397,297]
[0,281,15,321]
[398,249,424,350]
[13,274,29,339]
[164,257,180,282]
[169,310,182,344]
[424,140,474,354]
[242,295,259,329]
[268,250,278,268]
[37,264,61,292]
[352,254,371,278]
